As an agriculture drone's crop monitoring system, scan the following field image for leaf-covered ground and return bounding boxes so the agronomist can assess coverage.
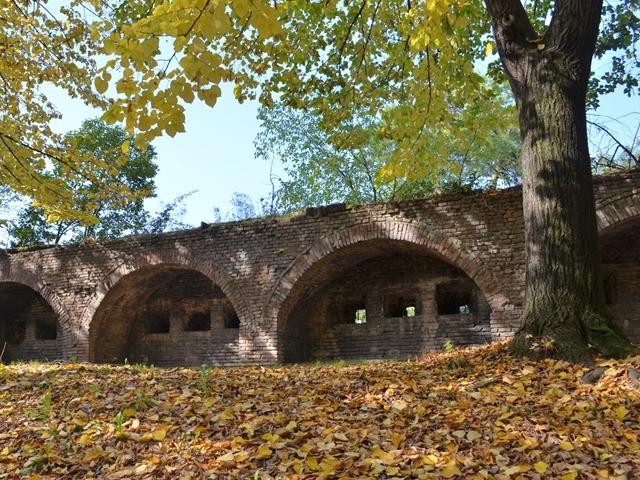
[0,342,639,479]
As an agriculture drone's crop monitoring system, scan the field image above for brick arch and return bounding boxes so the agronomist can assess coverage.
[596,191,640,235]
[0,265,72,354]
[78,252,251,362]
[81,253,247,328]
[266,220,509,337]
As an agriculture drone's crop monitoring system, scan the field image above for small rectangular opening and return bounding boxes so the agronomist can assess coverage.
[436,281,473,315]
[144,313,170,334]
[354,308,367,324]
[385,295,420,318]
[185,312,211,331]
[339,301,368,325]
[35,319,57,340]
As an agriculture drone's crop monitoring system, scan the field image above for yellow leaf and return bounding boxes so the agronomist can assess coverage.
[95,77,108,94]
[234,451,249,462]
[219,407,234,420]
[504,465,522,476]
[466,430,482,441]
[533,461,548,473]
[484,42,494,57]
[559,440,574,451]
[334,432,348,441]
[217,452,235,463]
[122,407,135,417]
[614,405,629,420]
[82,449,104,463]
[422,454,438,465]
[560,471,578,480]
[255,444,272,459]
[442,461,462,478]
[285,420,297,431]
[151,426,168,441]
[76,433,92,446]
[391,431,405,448]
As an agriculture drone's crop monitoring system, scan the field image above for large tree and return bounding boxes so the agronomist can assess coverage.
[256,100,521,213]
[4,1,639,361]
[0,1,144,223]
[483,0,636,361]
[8,119,157,246]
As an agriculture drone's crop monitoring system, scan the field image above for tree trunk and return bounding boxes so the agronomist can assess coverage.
[510,54,634,362]
[484,0,636,362]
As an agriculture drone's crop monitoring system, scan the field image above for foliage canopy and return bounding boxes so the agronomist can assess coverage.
[8,119,157,246]
[255,102,521,212]
[2,1,637,217]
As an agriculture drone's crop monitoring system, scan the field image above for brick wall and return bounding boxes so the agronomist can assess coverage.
[0,171,638,365]
[0,283,63,362]
[280,245,492,362]
[601,217,640,342]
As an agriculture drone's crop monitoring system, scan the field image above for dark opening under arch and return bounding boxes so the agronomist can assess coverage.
[89,266,240,366]
[278,239,492,363]
[600,216,640,342]
[0,282,62,362]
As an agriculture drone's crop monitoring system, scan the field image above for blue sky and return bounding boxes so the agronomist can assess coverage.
[47,83,275,226]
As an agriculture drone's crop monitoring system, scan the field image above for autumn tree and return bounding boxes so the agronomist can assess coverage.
[8,119,157,246]
[0,1,144,223]
[255,99,521,212]
[5,1,638,361]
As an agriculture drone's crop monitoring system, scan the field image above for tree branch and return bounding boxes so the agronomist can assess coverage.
[545,0,604,80]
[587,119,639,165]
[484,0,537,51]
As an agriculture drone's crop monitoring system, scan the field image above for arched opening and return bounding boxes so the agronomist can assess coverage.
[278,240,492,363]
[89,266,240,366]
[600,217,640,342]
[0,282,62,362]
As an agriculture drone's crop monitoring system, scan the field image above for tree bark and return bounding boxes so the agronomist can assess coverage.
[484,0,636,362]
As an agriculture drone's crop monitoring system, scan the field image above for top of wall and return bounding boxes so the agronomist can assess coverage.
[2,169,638,258]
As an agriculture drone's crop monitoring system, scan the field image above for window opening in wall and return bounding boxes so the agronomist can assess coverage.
[185,312,211,331]
[144,313,170,334]
[436,281,473,315]
[354,308,367,324]
[4,318,26,345]
[385,295,420,318]
[339,302,367,324]
[225,313,240,329]
[35,319,57,340]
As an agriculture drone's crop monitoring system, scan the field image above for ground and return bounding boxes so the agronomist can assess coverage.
[0,342,638,479]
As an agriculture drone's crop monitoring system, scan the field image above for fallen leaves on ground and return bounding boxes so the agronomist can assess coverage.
[0,342,639,479]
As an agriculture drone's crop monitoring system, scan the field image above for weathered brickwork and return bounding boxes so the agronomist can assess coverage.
[0,171,638,365]
[0,283,61,362]
[282,252,492,362]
